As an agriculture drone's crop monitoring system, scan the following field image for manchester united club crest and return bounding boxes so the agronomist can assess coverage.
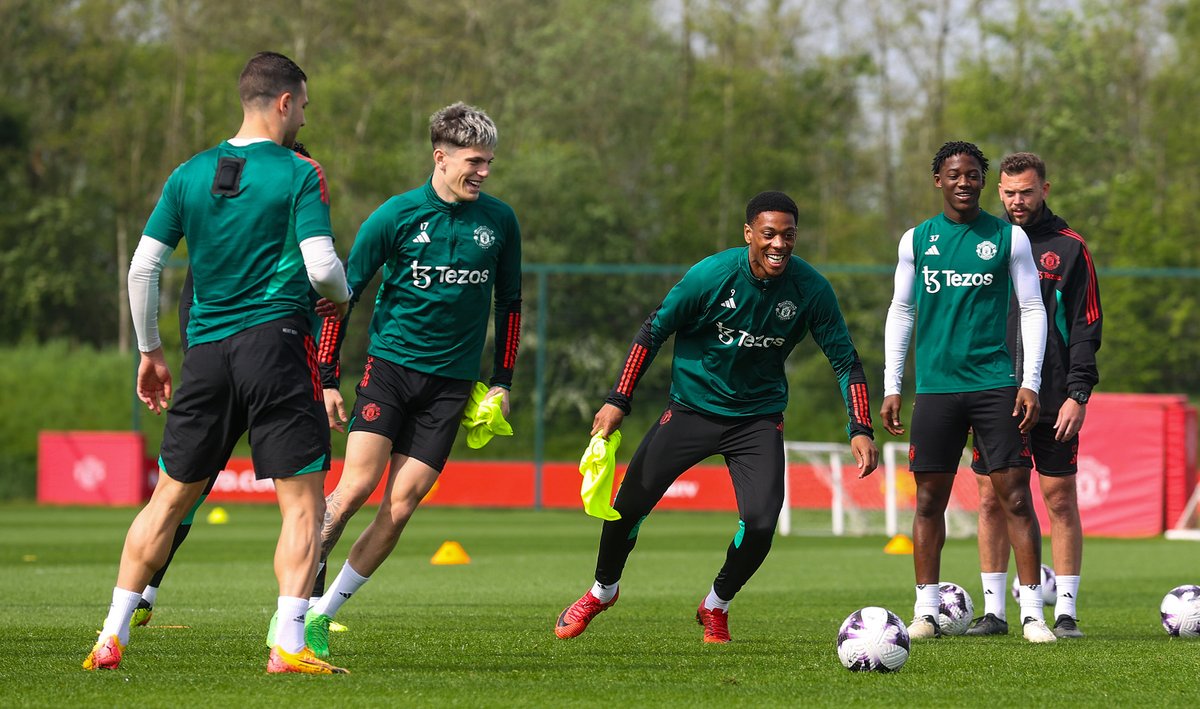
[976,240,998,260]
[362,403,382,422]
[659,409,673,426]
[775,300,797,321]
[473,225,496,249]
[1040,251,1061,271]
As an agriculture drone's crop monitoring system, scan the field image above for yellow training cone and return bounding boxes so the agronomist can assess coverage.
[206,506,229,525]
[883,533,913,555]
[431,540,471,565]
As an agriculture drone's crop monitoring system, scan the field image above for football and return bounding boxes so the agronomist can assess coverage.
[937,582,975,636]
[1010,563,1057,605]
[836,606,910,672]
[1159,584,1200,637]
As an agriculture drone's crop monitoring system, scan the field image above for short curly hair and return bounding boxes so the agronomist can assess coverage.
[931,141,988,177]
[745,191,799,226]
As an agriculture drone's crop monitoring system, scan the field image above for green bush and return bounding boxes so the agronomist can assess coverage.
[0,342,134,499]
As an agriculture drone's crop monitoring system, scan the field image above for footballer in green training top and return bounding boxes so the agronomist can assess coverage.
[881,140,1053,644]
[298,102,521,661]
[555,191,877,644]
[85,51,351,675]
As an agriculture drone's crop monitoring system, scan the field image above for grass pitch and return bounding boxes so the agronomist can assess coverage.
[2,503,1198,707]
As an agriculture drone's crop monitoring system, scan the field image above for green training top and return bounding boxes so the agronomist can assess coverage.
[346,179,522,381]
[143,140,332,346]
[608,247,873,440]
[910,211,1017,393]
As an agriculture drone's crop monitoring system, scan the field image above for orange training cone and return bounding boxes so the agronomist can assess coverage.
[883,533,914,555]
[431,540,471,565]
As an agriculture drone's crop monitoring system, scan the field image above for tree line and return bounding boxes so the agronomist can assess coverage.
[2,0,1196,444]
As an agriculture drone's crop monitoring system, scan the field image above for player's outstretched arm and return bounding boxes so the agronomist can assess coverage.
[881,394,905,436]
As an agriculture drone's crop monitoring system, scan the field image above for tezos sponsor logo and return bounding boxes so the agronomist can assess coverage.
[921,266,994,294]
[473,225,495,249]
[716,321,785,348]
[775,300,797,321]
[411,260,490,289]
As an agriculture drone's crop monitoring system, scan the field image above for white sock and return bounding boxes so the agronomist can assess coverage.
[141,585,159,606]
[590,580,618,604]
[100,587,143,646]
[704,586,730,612]
[276,596,309,653]
[308,596,321,607]
[1055,575,1080,619]
[1018,584,1045,623]
[311,561,370,618]
[914,584,940,619]
[981,572,1007,620]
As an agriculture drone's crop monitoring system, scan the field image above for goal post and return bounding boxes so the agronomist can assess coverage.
[1165,481,1200,541]
[781,440,979,538]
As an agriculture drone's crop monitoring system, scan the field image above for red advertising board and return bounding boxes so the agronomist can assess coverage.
[34,392,1197,538]
[37,431,152,505]
[1035,393,1190,538]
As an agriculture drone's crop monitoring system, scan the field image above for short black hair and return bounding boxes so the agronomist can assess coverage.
[745,191,799,226]
[931,141,988,176]
[238,51,306,107]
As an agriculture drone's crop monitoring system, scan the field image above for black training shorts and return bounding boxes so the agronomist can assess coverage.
[909,388,1031,474]
[972,420,1077,476]
[160,316,330,483]
[348,356,473,472]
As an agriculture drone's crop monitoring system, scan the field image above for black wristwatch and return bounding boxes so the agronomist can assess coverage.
[1067,390,1090,405]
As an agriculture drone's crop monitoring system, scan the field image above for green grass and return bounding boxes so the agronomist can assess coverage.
[3,504,1199,707]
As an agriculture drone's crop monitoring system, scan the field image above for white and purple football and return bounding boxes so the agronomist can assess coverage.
[1160,584,1200,638]
[836,606,910,672]
[1010,564,1057,605]
[937,582,975,636]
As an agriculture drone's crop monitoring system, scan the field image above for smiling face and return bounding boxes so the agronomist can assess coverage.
[432,144,494,203]
[934,152,984,222]
[744,210,797,280]
[998,168,1049,225]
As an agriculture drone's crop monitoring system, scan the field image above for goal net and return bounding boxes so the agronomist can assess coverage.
[780,441,980,538]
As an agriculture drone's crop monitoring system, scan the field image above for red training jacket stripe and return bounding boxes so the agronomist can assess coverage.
[617,344,648,396]
[295,154,330,205]
[850,382,871,427]
[303,335,321,401]
[1059,228,1102,324]
[503,312,521,369]
[318,317,340,364]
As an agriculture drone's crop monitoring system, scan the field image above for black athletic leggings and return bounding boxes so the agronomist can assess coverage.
[594,403,785,601]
